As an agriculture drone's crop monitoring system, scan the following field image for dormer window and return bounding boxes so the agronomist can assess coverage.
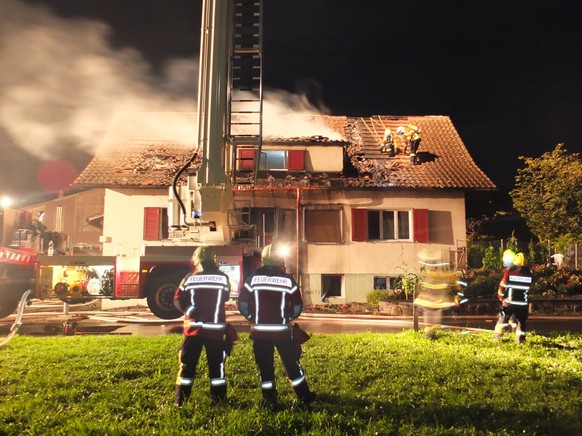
[259,150,305,171]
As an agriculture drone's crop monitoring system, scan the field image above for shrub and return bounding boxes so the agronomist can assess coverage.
[366,290,390,309]
[463,269,501,299]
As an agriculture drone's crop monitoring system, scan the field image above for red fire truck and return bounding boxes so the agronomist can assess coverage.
[0,209,245,320]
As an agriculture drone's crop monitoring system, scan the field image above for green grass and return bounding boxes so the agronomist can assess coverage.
[1,330,581,435]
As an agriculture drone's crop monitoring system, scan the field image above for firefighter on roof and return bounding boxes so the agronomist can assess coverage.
[238,242,315,407]
[380,128,397,156]
[173,246,234,406]
[406,124,422,165]
[494,252,533,344]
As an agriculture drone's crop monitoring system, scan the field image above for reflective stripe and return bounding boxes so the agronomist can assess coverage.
[290,375,305,387]
[261,381,275,389]
[517,331,526,336]
[187,322,226,330]
[210,378,226,386]
[176,377,194,386]
[252,324,290,332]
[506,284,531,290]
[506,301,528,306]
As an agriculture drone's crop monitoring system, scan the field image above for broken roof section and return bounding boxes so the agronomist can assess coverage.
[345,115,496,189]
[74,112,495,191]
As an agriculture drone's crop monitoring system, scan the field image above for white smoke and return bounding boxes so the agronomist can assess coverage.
[264,90,343,140]
[0,0,342,162]
[0,0,196,159]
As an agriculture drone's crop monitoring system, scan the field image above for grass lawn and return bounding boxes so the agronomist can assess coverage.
[0,330,581,435]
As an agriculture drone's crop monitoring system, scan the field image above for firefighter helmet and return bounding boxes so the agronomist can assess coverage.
[514,252,525,266]
[502,249,516,268]
[261,243,285,267]
[192,246,217,267]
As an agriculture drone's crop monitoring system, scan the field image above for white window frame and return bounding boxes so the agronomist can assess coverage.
[368,209,411,241]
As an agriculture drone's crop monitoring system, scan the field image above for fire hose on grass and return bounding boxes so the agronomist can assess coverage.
[0,290,32,347]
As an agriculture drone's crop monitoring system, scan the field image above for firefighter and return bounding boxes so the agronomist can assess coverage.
[494,252,533,344]
[413,248,466,339]
[406,124,422,165]
[238,243,316,407]
[173,246,233,406]
[501,249,518,332]
[380,128,397,156]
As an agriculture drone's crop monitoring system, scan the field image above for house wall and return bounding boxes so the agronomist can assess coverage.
[102,187,231,256]
[229,188,467,305]
[102,188,167,256]
[25,189,105,253]
[298,189,467,305]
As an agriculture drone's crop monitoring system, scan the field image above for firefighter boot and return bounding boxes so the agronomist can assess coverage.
[174,384,192,407]
[292,379,316,404]
[210,383,227,403]
[260,381,278,409]
[515,330,526,345]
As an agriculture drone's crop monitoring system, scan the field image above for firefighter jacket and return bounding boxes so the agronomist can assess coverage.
[173,266,231,338]
[497,266,533,306]
[238,265,303,340]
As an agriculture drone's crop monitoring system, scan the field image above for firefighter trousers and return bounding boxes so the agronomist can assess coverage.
[175,335,227,405]
[494,304,528,344]
[252,338,313,402]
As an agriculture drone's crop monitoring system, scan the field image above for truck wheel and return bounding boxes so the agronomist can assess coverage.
[0,295,21,319]
[146,275,181,319]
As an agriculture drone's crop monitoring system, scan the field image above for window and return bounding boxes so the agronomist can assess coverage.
[374,276,399,290]
[304,207,343,243]
[373,276,386,290]
[352,208,428,242]
[366,210,409,240]
[248,207,295,246]
[322,274,342,299]
[258,150,305,171]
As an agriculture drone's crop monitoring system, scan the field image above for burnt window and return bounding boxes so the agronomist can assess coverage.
[322,274,342,299]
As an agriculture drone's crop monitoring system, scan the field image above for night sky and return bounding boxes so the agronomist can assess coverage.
[1,0,581,215]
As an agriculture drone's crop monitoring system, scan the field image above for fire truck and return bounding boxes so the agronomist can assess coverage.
[0,0,266,320]
[0,207,247,320]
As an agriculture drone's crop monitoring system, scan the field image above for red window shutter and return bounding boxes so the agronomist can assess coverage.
[413,208,429,243]
[238,148,256,170]
[143,207,160,241]
[351,209,368,242]
[287,150,305,171]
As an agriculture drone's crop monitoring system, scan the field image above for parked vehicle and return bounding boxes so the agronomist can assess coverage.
[0,210,243,320]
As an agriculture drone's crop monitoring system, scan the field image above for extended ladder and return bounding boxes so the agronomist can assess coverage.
[227,0,263,186]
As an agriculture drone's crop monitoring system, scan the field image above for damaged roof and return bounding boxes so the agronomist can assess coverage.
[75,112,495,191]
[342,115,496,189]
[75,112,198,188]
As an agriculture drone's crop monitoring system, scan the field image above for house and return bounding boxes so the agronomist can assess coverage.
[31,112,495,305]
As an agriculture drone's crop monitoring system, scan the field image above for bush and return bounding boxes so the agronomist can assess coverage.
[530,265,582,297]
[366,290,391,309]
[463,269,501,299]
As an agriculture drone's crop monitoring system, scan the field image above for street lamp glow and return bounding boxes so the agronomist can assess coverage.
[0,196,12,208]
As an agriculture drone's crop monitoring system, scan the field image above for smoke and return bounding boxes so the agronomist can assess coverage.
[0,0,196,159]
[264,90,343,140]
[0,0,342,163]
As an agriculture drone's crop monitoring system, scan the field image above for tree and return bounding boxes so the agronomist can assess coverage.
[510,144,582,243]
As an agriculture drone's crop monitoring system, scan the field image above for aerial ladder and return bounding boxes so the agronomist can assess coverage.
[169,0,263,242]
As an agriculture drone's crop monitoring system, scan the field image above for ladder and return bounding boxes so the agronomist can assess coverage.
[227,0,263,186]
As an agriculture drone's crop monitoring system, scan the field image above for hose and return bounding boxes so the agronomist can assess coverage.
[0,289,32,347]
